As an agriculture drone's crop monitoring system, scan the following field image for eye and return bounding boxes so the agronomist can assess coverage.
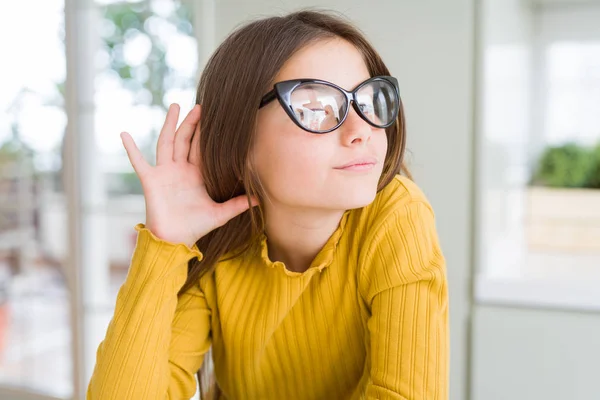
[359,103,373,113]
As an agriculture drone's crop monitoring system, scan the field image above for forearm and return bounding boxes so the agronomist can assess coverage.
[87,225,202,399]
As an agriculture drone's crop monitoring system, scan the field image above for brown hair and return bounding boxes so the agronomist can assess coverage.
[180,9,410,399]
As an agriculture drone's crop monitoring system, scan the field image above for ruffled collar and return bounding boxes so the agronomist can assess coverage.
[258,210,351,277]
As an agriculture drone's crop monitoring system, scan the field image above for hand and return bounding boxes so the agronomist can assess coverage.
[120,103,257,248]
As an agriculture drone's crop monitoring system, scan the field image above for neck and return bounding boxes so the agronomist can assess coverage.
[263,204,345,273]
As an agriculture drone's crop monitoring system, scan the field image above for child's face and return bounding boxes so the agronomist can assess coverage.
[253,38,388,212]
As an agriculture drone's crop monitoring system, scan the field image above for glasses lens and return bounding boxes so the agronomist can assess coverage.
[355,79,398,127]
[290,83,347,132]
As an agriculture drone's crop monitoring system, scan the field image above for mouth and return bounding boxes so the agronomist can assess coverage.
[334,157,378,171]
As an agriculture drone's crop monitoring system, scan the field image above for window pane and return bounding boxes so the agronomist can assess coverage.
[95,0,198,197]
[545,42,600,145]
[83,0,199,397]
[478,3,600,285]
[0,0,72,397]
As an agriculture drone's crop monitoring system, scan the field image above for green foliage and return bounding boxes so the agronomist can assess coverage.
[98,0,194,195]
[0,141,22,162]
[587,143,600,189]
[531,142,600,189]
[0,140,34,164]
[2,1,194,196]
[0,140,36,179]
[101,1,194,108]
[109,171,143,195]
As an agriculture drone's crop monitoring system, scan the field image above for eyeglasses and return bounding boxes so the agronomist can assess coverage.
[258,76,401,134]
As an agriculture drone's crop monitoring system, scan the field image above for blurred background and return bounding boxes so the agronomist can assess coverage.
[0,0,599,399]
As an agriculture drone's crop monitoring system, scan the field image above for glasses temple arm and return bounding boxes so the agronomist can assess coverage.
[258,90,277,109]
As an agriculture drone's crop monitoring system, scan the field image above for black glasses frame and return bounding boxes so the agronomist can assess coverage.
[258,75,401,134]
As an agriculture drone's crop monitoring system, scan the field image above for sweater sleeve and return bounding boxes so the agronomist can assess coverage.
[86,224,212,400]
[358,201,449,400]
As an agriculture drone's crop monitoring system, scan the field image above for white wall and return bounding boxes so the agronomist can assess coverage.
[538,3,600,40]
[472,305,600,400]
[528,0,600,6]
[207,1,476,399]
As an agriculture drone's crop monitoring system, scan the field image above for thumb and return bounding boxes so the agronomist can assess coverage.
[213,195,259,227]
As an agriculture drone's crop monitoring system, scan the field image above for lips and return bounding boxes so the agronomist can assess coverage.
[334,157,378,170]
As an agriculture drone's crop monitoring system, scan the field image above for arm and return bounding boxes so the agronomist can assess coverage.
[87,224,212,400]
[359,201,449,400]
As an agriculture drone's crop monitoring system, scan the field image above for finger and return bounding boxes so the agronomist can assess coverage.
[121,132,151,177]
[213,195,259,227]
[188,105,202,167]
[174,104,201,162]
[156,104,180,165]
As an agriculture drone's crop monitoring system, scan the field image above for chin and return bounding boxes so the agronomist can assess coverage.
[330,184,378,210]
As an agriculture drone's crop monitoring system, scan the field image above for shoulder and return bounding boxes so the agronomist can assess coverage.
[362,174,438,250]
[371,174,433,215]
[350,175,436,238]
[353,175,445,302]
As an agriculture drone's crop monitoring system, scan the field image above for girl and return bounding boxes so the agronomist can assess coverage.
[87,9,448,400]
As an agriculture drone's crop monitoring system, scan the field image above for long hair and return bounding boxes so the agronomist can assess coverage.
[180,9,410,399]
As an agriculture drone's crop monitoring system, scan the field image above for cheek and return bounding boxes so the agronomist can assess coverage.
[253,123,334,200]
[376,129,389,156]
[261,135,332,180]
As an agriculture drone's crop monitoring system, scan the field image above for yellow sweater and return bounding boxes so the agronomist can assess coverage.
[87,175,448,400]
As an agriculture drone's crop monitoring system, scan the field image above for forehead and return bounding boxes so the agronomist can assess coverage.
[273,38,371,91]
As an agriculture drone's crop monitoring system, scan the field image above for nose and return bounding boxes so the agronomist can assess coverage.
[340,106,373,146]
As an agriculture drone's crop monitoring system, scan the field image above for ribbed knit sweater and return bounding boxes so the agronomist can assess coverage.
[87,175,448,400]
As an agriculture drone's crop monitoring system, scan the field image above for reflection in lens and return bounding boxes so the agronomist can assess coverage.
[291,83,347,132]
[356,80,397,127]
